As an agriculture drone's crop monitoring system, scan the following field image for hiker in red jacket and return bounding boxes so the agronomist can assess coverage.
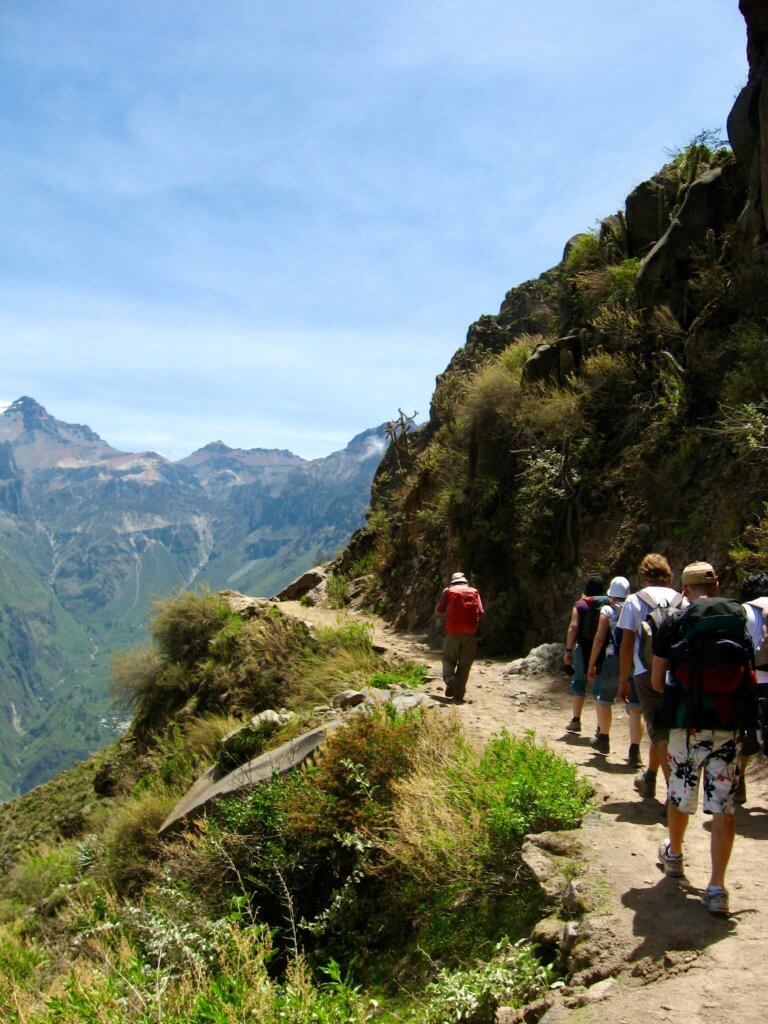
[435,572,484,703]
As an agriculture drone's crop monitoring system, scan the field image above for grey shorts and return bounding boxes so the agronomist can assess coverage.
[634,671,669,745]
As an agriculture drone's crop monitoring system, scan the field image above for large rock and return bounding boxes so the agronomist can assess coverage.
[274,566,328,602]
[159,723,339,836]
[625,175,676,257]
[637,163,745,316]
[729,1,768,238]
[219,589,273,618]
[506,643,565,677]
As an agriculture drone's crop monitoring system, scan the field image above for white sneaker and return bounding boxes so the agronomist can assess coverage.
[700,886,729,916]
[658,840,684,877]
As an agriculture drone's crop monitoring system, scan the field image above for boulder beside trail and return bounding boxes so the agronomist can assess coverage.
[219,589,274,618]
[506,643,565,677]
[274,565,329,602]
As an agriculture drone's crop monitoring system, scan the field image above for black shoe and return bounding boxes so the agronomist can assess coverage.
[590,731,610,755]
[634,771,657,800]
[627,744,642,769]
[565,717,581,734]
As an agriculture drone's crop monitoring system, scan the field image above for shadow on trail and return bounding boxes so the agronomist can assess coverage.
[622,876,737,962]
[599,798,667,826]
[584,753,637,775]
[701,807,768,841]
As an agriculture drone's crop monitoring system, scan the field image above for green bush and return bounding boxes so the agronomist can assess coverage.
[418,939,554,1024]
[564,232,602,274]
[468,732,593,846]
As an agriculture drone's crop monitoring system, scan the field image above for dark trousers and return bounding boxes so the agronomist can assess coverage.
[442,633,478,701]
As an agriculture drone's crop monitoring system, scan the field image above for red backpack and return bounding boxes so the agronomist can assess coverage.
[446,587,482,634]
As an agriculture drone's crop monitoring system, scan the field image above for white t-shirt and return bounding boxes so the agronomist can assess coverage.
[616,586,685,676]
[744,603,768,684]
[599,601,623,657]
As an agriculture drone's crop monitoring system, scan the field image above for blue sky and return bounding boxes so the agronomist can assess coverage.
[0,0,748,459]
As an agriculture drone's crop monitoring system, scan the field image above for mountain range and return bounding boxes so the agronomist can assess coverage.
[0,396,386,798]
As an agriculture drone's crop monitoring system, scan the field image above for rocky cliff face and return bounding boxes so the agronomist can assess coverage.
[0,399,385,797]
[352,35,768,650]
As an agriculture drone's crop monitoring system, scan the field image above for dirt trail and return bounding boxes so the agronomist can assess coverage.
[281,601,768,1023]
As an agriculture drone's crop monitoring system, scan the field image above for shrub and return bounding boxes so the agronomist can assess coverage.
[418,939,554,1024]
[326,573,350,609]
[577,351,641,426]
[516,384,584,444]
[564,232,602,274]
[461,336,542,436]
[468,731,593,846]
[98,789,177,894]
[590,303,645,351]
[6,843,78,906]
[151,589,232,668]
[719,323,768,407]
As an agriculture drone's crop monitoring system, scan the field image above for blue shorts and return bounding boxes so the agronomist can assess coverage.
[570,650,640,707]
[569,646,591,697]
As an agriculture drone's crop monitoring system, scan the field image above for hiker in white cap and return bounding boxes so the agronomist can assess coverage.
[435,572,484,703]
[586,576,643,765]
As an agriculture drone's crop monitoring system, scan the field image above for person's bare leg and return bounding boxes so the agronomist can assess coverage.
[667,804,689,857]
[571,694,585,719]
[709,813,735,889]
[647,742,661,774]
[596,703,612,735]
[659,741,671,778]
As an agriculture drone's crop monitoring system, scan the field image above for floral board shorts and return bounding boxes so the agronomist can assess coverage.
[667,729,741,816]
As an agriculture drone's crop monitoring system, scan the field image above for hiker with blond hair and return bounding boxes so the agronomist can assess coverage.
[435,572,484,703]
[653,562,758,916]
[618,553,684,800]
[587,576,643,766]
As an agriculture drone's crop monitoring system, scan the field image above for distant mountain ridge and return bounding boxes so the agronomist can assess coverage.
[0,397,386,798]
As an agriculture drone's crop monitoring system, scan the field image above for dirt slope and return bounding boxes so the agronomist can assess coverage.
[281,600,768,1024]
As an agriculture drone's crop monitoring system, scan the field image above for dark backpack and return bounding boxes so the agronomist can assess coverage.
[667,597,757,731]
[637,588,685,671]
[576,596,609,645]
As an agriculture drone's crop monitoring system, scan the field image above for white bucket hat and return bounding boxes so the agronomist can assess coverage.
[450,572,468,585]
[608,576,630,599]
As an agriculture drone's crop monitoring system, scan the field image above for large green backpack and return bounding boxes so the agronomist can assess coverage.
[667,597,757,731]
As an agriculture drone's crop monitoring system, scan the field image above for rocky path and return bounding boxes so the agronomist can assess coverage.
[280,602,768,1023]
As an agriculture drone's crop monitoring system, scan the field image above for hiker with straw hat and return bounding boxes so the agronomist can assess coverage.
[435,572,484,703]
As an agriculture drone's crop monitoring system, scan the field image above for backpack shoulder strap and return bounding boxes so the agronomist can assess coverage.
[636,588,659,611]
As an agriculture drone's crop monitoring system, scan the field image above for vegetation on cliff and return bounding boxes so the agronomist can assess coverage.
[0,592,590,1022]
[348,138,768,650]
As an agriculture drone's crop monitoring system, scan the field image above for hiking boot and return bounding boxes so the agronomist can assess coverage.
[590,731,610,755]
[700,886,729,916]
[565,717,581,734]
[634,771,657,800]
[734,774,747,805]
[627,743,642,769]
[658,840,684,878]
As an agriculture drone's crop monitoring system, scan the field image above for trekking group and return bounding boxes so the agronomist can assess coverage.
[435,556,768,917]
